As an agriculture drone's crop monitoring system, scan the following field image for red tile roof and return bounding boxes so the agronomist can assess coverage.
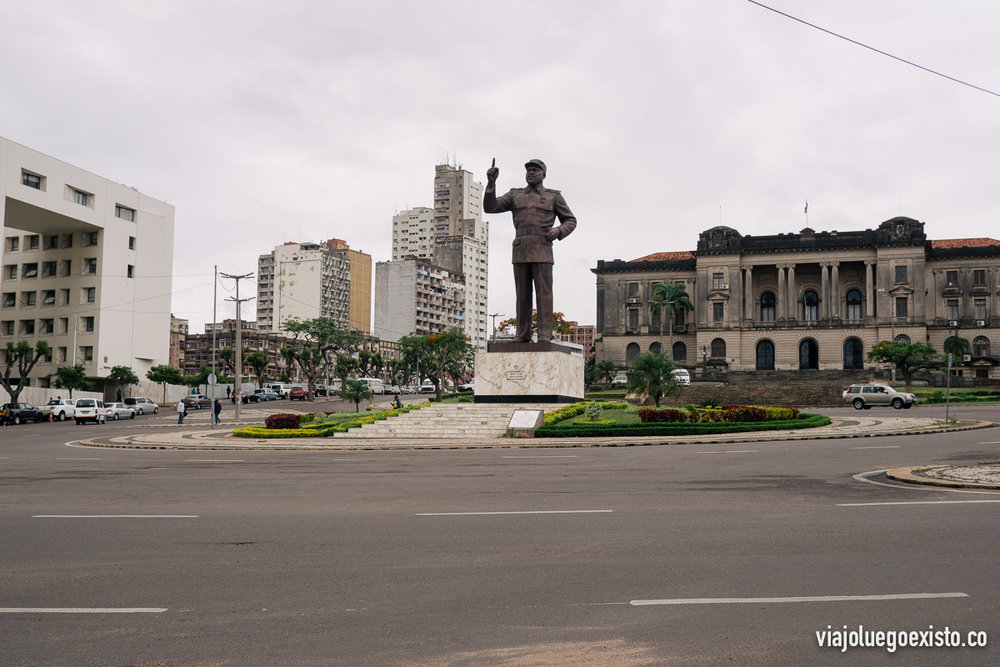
[931,238,1000,249]
[631,251,695,262]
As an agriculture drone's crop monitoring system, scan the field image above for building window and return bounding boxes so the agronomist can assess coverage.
[81,346,94,362]
[127,264,134,278]
[22,170,43,189]
[649,342,661,355]
[626,342,640,363]
[60,233,73,249]
[1,321,13,336]
[59,289,70,306]
[5,237,19,252]
[60,260,71,277]
[626,282,639,298]
[672,341,686,363]
[83,287,96,303]
[4,265,15,280]
[22,291,36,307]
[21,263,37,278]
[803,289,819,321]
[946,299,959,321]
[895,265,908,284]
[40,318,54,334]
[43,235,58,250]
[83,231,99,247]
[894,334,911,344]
[946,270,959,286]
[650,308,661,332]
[116,205,136,222]
[72,188,92,207]
[2,293,15,308]
[712,272,725,289]
[41,261,56,278]
[82,316,95,332]
[627,308,639,332]
[712,302,724,323]
[760,291,776,322]
[843,337,864,369]
[973,269,987,286]
[895,297,908,319]
[845,289,862,321]
[42,290,55,306]
[799,339,818,370]
[711,338,726,358]
[974,298,987,320]
[755,340,775,370]
[58,318,69,334]
[82,258,97,275]
[128,236,136,250]
[973,336,990,357]
[19,319,35,335]
[57,346,67,363]
[27,235,39,250]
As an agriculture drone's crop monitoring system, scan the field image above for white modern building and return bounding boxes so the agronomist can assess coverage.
[1,136,175,388]
[374,258,465,342]
[256,238,372,333]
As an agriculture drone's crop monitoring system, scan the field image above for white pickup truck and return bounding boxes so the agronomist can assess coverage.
[41,398,76,421]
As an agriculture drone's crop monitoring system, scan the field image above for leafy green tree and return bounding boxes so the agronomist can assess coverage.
[496,310,574,338]
[147,364,185,405]
[648,281,694,351]
[340,379,373,412]
[595,359,616,385]
[2,340,51,403]
[387,359,407,387]
[282,317,363,401]
[52,364,94,398]
[943,335,970,358]
[185,365,213,388]
[245,351,270,388]
[108,364,139,399]
[399,328,474,400]
[357,350,384,378]
[866,341,940,392]
[626,352,681,407]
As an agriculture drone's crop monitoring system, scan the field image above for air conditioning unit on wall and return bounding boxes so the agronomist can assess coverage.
[976,320,986,326]
[948,320,959,327]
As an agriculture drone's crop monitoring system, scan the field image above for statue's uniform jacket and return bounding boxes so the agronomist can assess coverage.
[484,184,577,263]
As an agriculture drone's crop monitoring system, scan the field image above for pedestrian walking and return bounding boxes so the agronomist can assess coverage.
[176,398,186,424]
[214,398,222,424]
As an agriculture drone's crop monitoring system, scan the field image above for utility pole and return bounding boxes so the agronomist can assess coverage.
[210,265,218,430]
[221,271,254,423]
[489,313,502,342]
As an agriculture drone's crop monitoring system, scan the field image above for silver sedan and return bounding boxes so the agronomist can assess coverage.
[105,402,137,420]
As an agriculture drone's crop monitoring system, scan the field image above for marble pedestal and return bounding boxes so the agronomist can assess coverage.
[474,341,585,403]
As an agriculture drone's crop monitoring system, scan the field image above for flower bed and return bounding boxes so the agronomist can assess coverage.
[535,413,829,438]
[232,403,429,439]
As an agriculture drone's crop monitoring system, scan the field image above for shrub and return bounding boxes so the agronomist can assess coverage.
[638,408,686,423]
[265,413,302,429]
[536,413,831,438]
[584,402,603,421]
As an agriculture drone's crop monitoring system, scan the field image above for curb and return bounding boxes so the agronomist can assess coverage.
[885,465,1000,490]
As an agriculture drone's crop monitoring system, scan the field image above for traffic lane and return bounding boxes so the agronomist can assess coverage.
[4,482,999,666]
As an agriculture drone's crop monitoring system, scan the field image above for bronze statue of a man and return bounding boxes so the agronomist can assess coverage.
[484,158,577,343]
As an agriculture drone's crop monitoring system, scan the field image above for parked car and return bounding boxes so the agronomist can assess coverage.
[252,389,277,402]
[240,391,262,404]
[105,402,137,420]
[313,384,328,397]
[263,383,290,398]
[611,375,628,387]
[842,383,917,410]
[458,380,474,392]
[401,385,418,394]
[182,394,213,409]
[385,385,401,395]
[1,402,45,425]
[671,369,691,386]
[41,398,77,421]
[74,399,106,424]
[419,379,436,394]
[289,386,307,401]
[124,397,159,415]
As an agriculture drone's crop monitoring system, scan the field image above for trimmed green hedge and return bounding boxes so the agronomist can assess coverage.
[534,413,830,438]
[233,403,430,439]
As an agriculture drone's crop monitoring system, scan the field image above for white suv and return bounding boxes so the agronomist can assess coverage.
[843,384,917,410]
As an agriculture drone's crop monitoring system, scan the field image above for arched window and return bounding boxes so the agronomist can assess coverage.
[673,341,686,363]
[803,289,819,321]
[973,336,990,357]
[845,289,862,321]
[760,291,776,322]
[843,337,864,369]
[649,342,662,356]
[894,334,911,344]
[626,342,640,363]
[756,340,775,370]
[799,339,818,370]
[711,338,726,358]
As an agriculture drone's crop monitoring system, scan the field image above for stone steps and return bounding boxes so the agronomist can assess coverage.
[333,403,559,439]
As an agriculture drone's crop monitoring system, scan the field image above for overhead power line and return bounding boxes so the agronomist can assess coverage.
[747,0,1000,98]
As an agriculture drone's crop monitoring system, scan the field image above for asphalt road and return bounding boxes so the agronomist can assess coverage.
[2,403,999,666]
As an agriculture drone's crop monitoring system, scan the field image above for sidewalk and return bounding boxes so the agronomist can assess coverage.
[73,414,994,452]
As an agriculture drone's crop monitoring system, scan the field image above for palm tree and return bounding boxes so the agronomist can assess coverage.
[649,281,695,355]
[595,359,616,385]
[341,379,373,413]
[626,352,681,407]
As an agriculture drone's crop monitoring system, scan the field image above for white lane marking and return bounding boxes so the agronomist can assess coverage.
[21,435,42,438]
[57,457,102,460]
[32,515,199,518]
[502,455,578,459]
[697,450,758,454]
[850,445,900,450]
[416,510,614,516]
[630,592,968,606]
[839,500,1000,507]
[0,607,167,614]
[186,459,244,463]
[977,441,1000,445]
[853,470,1000,496]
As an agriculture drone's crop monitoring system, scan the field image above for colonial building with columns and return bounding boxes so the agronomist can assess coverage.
[593,217,999,379]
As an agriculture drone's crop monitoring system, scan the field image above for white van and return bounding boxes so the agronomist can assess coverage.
[671,368,691,385]
[357,378,385,394]
[264,383,291,398]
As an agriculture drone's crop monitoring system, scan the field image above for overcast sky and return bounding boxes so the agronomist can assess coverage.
[2,0,997,334]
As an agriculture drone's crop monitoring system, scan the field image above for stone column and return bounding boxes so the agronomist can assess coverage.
[787,264,797,321]
[865,261,875,319]
[777,264,787,321]
[820,264,830,320]
[831,262,840,319]
[744,266,753,322]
